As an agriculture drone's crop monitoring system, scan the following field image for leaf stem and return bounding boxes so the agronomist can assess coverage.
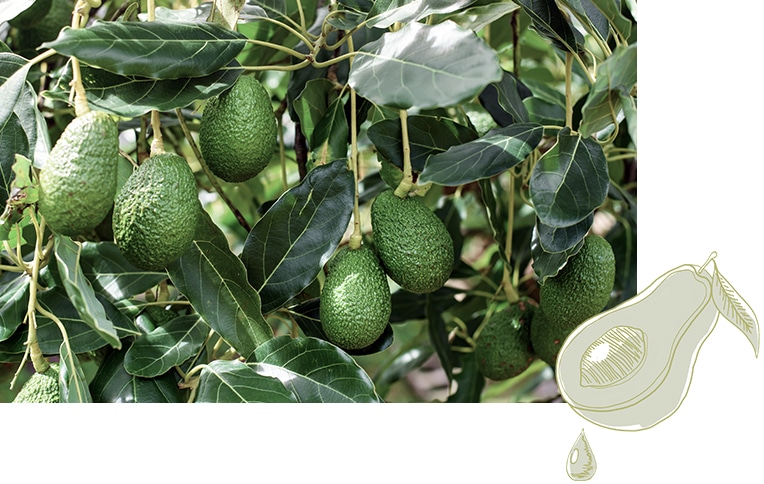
[565,52,573,130]
[246,39,307,60]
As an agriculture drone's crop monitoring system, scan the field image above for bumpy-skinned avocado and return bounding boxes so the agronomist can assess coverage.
[38,110,120,236]
[475,300,537,381]
[112,153,199,271]
[529,307,567,366]
[199,75,277,183]
[370,189,454,294]
[13,363,60,403]
[320,245,391,350]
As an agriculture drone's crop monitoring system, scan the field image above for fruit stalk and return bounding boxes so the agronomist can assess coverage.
[348,36,362,250]
[393,109,414,198]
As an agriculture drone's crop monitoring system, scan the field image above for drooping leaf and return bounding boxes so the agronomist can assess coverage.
[89,346,182,403]
[0,53,32,137]
[529,128,609,228]
[54,235,121,349]
[446,351,484,402]
[252,335,382,402]
[479,70,533,126]
[560,0,610,42]
[124,315,208,378]
[78,241,168,303]
[427,292,454,383]
[579,44,637,137]
[0,273,30,342]
[312,95,349,163]
[516,0,584,54]
[535,213,593,253]
[293,78,339,149]
[167,209,273,359]
[59,342,93,403]
[241,160,354,314]
[479,177,508,260]
[44,62,244,118]
[531,226,586,283]
[366,0,477,28]
[43,21,248,79]
[586,0,633,41]
[368,115,478,173]
[195,359,297,403]
[348,21,502,110]
[711,261,760,357]
[0,114,28,207]
[419,123,543,186]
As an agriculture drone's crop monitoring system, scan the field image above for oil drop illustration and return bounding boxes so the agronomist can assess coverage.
[566,429,596,481]
[557,252,759,431]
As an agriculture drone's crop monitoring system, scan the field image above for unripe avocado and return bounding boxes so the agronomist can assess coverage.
[529,308,566,367]
[199,75,277,183]
[320,245,391,350]
[112,153,199,271]
[475,301,537,381]
[38,110,120,236]
[370,189,454,294]
[13,363,60,403]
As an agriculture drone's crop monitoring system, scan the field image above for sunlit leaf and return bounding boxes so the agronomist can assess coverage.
[0,273,30,342]
[59,342,93,403]
[124,315,208,378]
[195,359,296,403]
[580,44,637,137]
[89,346,182,403]
[366,0,477,28]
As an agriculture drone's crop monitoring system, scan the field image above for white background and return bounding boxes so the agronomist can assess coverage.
[4,2,763,483]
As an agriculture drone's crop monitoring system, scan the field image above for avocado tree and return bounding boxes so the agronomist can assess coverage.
[0,0,637,403]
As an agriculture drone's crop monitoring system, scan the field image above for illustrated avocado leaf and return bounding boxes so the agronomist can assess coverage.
[43,62,244,118]
[167,208,273,359]
[54,235,122,349]
[124,315,208,378]
[251,335,382,402]
[0,273,30,342]
[43,21,247,79]
[59,342,93,403]
[241,160,354,314]
[348,21,502,110]
[368,115,478,173]
[419,123,543,186]
[89,346,182,403]
[709,260,760,357]
[195,359,297,403]
[529,128,609,228]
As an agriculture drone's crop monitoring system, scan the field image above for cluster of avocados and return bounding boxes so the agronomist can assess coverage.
[475,234,616,381]
[319,188,455,351]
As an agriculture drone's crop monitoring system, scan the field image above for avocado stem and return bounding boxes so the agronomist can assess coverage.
[393,109,414,199]
[698,251,718,274]
[348,36,362,251]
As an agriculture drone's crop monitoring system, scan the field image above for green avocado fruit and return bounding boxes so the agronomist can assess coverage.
[199,75,277,183]
[38,110,120,236]
[533,234,616,366]
[112,153,199,271]
[475,300,537,381]
[370,189,454,294]
[13,363,60,403]
[320,245,391,350]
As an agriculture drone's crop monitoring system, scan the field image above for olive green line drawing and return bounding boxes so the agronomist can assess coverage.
[556,252,759,431]
[566,429,596,481]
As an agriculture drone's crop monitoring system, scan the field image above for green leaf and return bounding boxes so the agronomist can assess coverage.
[89,346,182,403]
[427,292,454,383]
[366,0,477,28]
[0,273,30,342]
[419,123,543,186]
[0,114,28,208]
[252,335,382,402]
[241,161,354,314]
[348,21,502,110]
[167,209,273,359]
[124,315,208,378]
[479,177,508,260]
[54,235,122,349]
[312,95,349,163]
[560,0,610,42]
[529,128,609,228]
[368,115,477,173]
[59,342,93,403]
[447,352,484,402]
[445,2,521,32]
[531,228,585,282]
[579,44,637,137]
[481,70,532,125]
[534,213,593,253]
[43,21,248,79]
[586,0,633,41]
[78,241,168,303]
[195,359,297,403]
[516,0,583,54]
[0,0,36,24]
[0,53,32,142]
[43,62,244,118]
[293,79,339,149]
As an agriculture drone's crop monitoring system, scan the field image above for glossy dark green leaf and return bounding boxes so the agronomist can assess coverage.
[374,344,434,389]
[447,352,485,402]
[479,177,508,259]
[44,62,244,118]
[366,0,477,28]
[124,315,208,378]
[534,213,593,253]
[312,96,349,163]
[78,241,167,303]
[529,128,609,228]
[59,342,93,403]
[167,209,273,359]
[560,0,610,42]
[516,0,583,54]
[54,235,121,349]
[531,226,586,283]
[419,123,543,186]
[293,79,338,149]
[368,115,477,173]
[252,335,382,402]
[195,359,297,403]
[0,115,28,207]
[586,0,633,41]
[0,53,32,142]
[241,161,354,314]
[580,44,637,137]
[524,97,565,127]
[348,21,502,110]
[480,71,532,126]
[0,273,30,342]
[43,21,247,79]
[89,346,182,403]
[427,293,453,383]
